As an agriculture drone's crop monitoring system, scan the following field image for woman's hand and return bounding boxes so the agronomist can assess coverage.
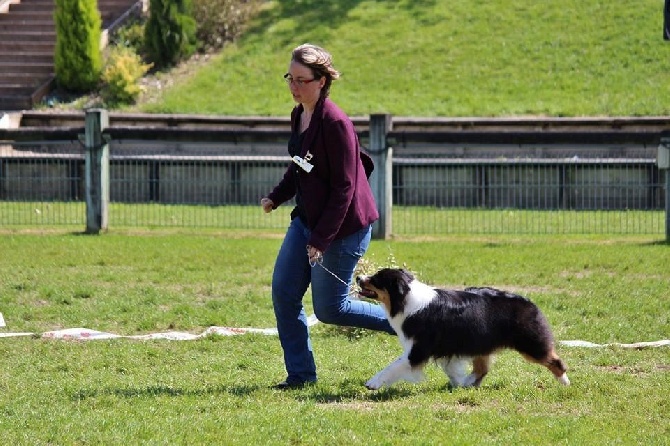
[306,245,323,264]
[261,198,274,213]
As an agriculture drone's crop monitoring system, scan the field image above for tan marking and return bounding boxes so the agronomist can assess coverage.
[358,281,392,314]
[375,289,392,314]
[521,348,569,382]
[472,355,491,386]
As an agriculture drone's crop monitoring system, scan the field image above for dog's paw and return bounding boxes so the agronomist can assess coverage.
[365,375,385,390]
[462,373,478,387]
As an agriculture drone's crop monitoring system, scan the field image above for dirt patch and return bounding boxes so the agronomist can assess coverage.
[598,365,649,376]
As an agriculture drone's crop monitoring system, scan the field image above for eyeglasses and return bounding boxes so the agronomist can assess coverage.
[284,73,317,87]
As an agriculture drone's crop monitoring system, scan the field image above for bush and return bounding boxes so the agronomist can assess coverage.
[144,0,197,69]
[112,19,147,56]
[54,0,102,92]
[101,46,153,106]
[192,0,261,51]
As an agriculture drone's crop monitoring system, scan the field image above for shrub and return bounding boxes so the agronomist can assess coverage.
[192,0,261,51]
[101,46,153,106]
[112,19,147,56]
[54,0,103,92]
[144,0,197,69]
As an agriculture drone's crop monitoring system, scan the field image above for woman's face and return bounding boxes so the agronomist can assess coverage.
[285,60,324,106]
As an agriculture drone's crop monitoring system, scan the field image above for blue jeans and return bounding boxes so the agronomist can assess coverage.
[271,217,395,384]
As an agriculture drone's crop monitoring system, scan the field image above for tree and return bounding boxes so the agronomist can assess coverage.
[144,0,197,69]
[54,0,102,92]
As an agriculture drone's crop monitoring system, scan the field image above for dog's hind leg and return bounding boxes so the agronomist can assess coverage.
[436,357,471,388]
[464,355,492,387]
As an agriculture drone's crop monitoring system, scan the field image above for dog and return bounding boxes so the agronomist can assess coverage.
[356,268,570,390]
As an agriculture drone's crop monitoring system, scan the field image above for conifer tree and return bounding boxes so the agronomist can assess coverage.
[144,0,197,69]
[54,0,102,91]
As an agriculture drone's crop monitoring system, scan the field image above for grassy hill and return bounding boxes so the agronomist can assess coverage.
[134,0,670,117]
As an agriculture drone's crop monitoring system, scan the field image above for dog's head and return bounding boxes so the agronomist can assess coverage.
[356,268,414,317]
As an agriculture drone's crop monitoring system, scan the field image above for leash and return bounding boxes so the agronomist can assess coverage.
[309,254,358,296]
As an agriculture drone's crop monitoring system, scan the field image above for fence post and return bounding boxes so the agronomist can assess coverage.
[84,109,110,234]
[369,114,392,240]
[659,132,670,242]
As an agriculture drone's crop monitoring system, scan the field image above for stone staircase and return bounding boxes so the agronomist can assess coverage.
[0,0,143,111]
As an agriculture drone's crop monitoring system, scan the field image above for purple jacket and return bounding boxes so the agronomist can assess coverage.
[267,98,379,252]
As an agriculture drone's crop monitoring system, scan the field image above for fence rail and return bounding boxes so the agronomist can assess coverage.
[1,110,668,238]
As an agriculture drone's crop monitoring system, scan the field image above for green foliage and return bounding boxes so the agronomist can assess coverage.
[111,19,147,56]
[54,0,102,92]
[138,0,670,116]
[191,0,262,51]
[101,46,153,106]
[144,0,197,69]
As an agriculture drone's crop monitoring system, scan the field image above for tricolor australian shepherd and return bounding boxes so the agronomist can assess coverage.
[356,268,570,390]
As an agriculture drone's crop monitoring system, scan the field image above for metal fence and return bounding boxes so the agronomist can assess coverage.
[390,141,665,234]
[1,139,665,235]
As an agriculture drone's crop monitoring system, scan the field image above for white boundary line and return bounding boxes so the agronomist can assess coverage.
[0,315,668,347]
[0,315,318,340]
[559,339,670,349]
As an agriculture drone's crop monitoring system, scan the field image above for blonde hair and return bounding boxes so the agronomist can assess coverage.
[291,43,340,98]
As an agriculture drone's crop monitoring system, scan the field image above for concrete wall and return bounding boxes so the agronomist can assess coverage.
[392,161,662,210]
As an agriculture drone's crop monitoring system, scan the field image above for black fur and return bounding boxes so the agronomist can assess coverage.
[401,287,555,367]
[358,268,568,385]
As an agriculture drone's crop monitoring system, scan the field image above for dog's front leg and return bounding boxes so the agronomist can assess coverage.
[365,356,408,390]
[365,355,425,390]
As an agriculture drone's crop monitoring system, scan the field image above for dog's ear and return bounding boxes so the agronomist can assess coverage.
[390,271,412,300]
[385,271,411,317]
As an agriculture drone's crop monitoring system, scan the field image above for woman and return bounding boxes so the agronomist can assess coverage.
[261,44,395,389]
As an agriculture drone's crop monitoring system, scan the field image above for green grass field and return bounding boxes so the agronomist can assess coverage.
[1,232,668,444]
[3,1,669,443]
[133,0,670,117]
[0,201,665,235]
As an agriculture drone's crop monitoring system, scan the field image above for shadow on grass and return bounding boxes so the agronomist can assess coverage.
[301,378,460,403]
[240,0,438,52]
[72,383,261,401]
[71,379,470,402]
[310,387,415,403]
[302,378,509,403]
[638,239,670,246]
